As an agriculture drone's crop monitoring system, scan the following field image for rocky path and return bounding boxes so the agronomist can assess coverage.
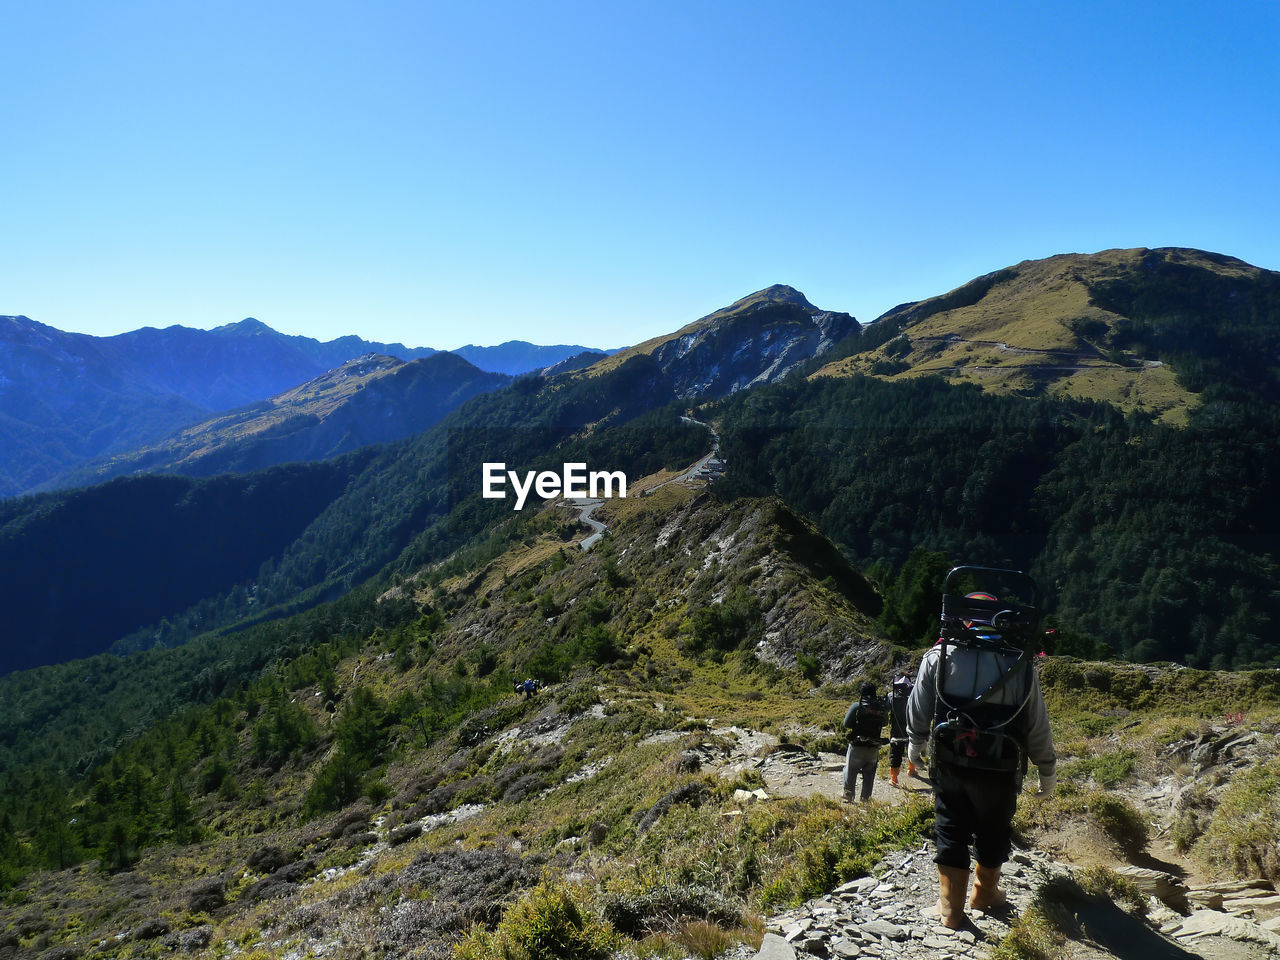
[694,726,1280,960]
[727,737,1280,960]
[761,845,1078,960]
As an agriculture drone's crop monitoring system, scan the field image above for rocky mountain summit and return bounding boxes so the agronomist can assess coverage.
[585,285,859,399]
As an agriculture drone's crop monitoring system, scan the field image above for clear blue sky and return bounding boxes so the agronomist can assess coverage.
[3,1,1278,350]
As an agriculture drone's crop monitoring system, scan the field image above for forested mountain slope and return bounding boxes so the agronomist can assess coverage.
[2,469,1277,960]
[0,453,380,674]
[710,371,1280,668]
[4,260,1280,958]
[814,247,1280,423]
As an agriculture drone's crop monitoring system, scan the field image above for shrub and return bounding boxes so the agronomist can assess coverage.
[673,920,737,960]
[1076,866,1146,915]
[303,751,366,819]
[1085,794,1149,856]
[251,693,318,768]
[455,876,619,960]
[987,901,1065,960]
[1059,749,1136,787]
[600,882,742,936]
[684,587,762,657]
[1018,785,1148,857]
[1193,755,1280,880]
[759,799,933,908]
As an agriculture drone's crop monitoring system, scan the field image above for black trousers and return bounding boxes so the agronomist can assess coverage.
[932,764,1020,870]
[889,738,907,768]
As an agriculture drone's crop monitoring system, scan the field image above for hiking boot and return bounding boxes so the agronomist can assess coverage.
[842,789,854,803]
[889,767,899,787]
[907,762,919,778]
[936,865,969,929]
[971,864,1007,910]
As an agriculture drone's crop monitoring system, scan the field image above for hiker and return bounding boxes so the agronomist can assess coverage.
[906,579,1056,929]
[887,670,916,787]
[842,682,886,802]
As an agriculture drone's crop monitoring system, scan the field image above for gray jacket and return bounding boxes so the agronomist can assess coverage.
[906,642,1056,780]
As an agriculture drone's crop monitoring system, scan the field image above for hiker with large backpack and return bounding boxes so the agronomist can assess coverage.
[887,671,917,787]
[842,682,887,802]
[906,567,1057,930]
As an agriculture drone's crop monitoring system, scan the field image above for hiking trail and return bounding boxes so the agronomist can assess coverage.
[693,725,1280,960]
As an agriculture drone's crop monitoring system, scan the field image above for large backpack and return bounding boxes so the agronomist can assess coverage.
[929,566,1041,775]
[889,679,913,736]
[847,698,885,744]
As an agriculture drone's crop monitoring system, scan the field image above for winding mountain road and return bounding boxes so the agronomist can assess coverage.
[566,414,723,551]
[569,498,607,551]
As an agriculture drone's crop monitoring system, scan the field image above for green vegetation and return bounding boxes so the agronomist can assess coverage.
[987,901,1065,960]
[1192,754,1280,879]
[1017,783,1149,857]
[1057,749,1135,787]
[456,877,621,960]
[712,369,1280,668]
[0,453,378,672]
[989,870,1149,960]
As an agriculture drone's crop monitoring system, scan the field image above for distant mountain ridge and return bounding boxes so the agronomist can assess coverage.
[51,352,510,488]
[454,340,621,375]
[0,316,609,496]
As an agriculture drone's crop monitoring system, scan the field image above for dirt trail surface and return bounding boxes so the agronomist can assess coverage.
[689,725,1280,960]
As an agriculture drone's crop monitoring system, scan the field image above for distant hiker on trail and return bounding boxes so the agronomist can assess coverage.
[907,571,1057,930]
[520,678,540,700]
[887,670,916,787]
[842,682,886,802]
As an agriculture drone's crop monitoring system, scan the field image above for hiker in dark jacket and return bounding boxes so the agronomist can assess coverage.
[907,631,1056,928]
[842,683,886,802]
[887,671,916,787]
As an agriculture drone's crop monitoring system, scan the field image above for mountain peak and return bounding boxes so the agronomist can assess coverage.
[756,283,815,306]
[215,317,275,335]
[722,284,817,313]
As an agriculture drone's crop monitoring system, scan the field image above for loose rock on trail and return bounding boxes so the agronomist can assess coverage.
[688,725,1280,960]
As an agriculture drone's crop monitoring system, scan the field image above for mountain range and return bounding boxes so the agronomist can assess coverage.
[0,316,608,497]
[0,282,856,674]
[3,248,1280,958]
[53,353,511,487]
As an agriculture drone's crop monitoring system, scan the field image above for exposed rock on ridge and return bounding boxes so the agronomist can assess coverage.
[590,285,859,399]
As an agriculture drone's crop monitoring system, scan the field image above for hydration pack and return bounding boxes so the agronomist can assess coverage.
[932,706,1026,773]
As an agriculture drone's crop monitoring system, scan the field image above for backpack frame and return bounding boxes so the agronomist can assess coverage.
[930,566,1043,776]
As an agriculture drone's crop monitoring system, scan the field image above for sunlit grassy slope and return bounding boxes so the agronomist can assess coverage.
[813,247,1274,424]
